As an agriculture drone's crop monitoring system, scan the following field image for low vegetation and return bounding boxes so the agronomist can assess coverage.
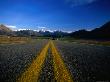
[0,36,31,44]
[59,37,110,46]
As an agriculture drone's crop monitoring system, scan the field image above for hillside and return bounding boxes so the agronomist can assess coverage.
[90,21,110,39]
[0,24,12,35]
[70,21,110,40]
[0,21,110,39]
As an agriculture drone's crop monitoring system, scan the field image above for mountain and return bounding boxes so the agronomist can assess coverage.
[90,21,110,39]
[14,30,42,37]
[0,21,110,39]
[70,21,110,40]
[70,29,89,38]
[0,24,12,35]
[92,21,110,32]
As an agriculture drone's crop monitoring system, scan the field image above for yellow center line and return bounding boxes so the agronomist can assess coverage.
[50,40,74,82]
[17,41,50,82]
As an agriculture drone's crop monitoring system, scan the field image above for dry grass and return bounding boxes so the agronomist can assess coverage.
[60,37,110,46]
[74,40,110,46]
[0,36,31,44]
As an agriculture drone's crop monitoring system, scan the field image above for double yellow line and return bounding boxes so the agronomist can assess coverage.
[50,41,73,82]
[17,40,74,82]
[17,41,50,82]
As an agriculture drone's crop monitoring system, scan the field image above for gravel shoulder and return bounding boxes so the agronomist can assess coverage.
[55,41,110,82]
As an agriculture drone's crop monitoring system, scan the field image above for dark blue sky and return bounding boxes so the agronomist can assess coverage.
[0,0,110,32]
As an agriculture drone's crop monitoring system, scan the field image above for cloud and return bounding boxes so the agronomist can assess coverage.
[6,25,17,29]
[36,26,57,32]
[37,26,47,32]
[17,29,31,31]
[65,0,97,6]
[5,25,17,30]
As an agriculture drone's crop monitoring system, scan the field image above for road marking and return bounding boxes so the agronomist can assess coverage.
[50,41,74,82]
[17,41,50,82]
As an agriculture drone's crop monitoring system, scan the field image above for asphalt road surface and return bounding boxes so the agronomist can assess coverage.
[0,40,48,82]
[55,41,110,82]
[0,40,110,82]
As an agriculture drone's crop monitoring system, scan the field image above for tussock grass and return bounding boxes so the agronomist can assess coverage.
[59,37,110,46]
[0,36,31,44]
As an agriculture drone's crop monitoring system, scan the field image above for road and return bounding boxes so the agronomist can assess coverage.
[55,40,110,82]
[0,40,110,82]
[17,40,73,82]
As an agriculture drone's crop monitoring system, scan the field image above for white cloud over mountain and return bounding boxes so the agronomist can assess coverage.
[6,25,17,29]
[5,25,17,30]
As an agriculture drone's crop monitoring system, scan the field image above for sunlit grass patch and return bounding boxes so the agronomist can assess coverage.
[0,36,32,44]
